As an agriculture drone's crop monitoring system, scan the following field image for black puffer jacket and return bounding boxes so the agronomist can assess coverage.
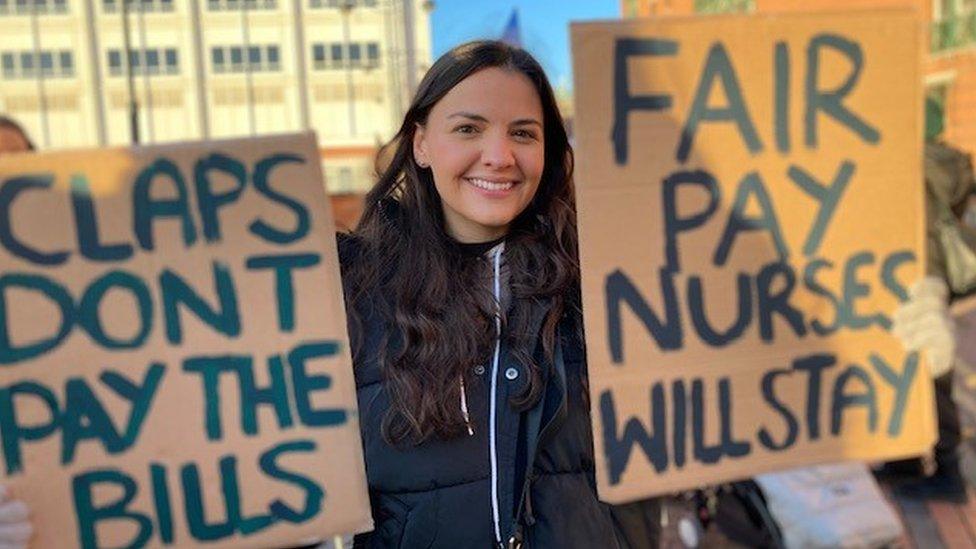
[339,234,657,549]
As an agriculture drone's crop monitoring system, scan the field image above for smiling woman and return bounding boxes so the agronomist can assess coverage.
[337,40,658,549]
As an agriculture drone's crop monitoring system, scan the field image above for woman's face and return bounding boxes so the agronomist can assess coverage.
[413,67,545,243]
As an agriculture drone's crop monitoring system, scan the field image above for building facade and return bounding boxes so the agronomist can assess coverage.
[620,0,976,157]
[0,0,432,195]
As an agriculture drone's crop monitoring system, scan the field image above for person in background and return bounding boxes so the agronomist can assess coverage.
[890,97,976,502]
[0,116,35,156]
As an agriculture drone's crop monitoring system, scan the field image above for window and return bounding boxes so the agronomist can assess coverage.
[206,0,276,10]
[309,0,367,9]
[230,46,243,70]
[0,0,69,13]
[164,48,177,73]
[211,47,224,72]
[0,50,74,79]
[209,44,280,73]
[103,0,174,13]
[312,41,379,70]
[39,51,53,76]
[20,52,33,76]
[366,42,379,66]
[108,50,121,74]
[248,45,261,68]
[144,49,159,73]
[59,50,72,75]
[105,48,178,76]
[267,45,279,69]
[0,49,75,79]
[348,43,361,66]
[128,49,141,71]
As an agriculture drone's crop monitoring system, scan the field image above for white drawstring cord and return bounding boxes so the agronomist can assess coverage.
[488,244,504,544]
[460,376,474,436]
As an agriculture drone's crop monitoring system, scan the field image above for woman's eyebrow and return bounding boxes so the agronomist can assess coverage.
[447,111,488,122]
[511,118,542,128]
[446,112,541,128]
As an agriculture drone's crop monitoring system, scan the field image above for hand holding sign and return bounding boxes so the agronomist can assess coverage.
[0,486,30,549]
[893,277,956,378]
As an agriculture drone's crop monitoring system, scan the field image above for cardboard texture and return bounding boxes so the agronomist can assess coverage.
[571,10,936,503]
[0,133,372,547]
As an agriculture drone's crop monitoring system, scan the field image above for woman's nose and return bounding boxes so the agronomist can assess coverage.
[481,134,515,168]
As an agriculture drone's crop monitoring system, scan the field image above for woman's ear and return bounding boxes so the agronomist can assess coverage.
[413,123,429,168]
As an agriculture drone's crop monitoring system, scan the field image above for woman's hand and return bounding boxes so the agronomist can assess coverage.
[0,486,31,549]
[892,276,957,378]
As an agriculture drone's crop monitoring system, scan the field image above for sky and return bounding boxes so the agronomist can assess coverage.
[430,0,621,94]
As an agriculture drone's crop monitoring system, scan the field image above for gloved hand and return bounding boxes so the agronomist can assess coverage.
[0,486,31,549]
[892,276,956,378]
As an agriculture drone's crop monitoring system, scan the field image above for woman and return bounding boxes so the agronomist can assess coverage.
[338,40,645,547]
[0,40,649,549]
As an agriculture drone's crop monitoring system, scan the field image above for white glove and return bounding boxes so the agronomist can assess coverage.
[0,486,31,549]
[892,276,956,378]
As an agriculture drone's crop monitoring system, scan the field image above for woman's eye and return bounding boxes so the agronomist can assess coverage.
[512,129,538,140]
[454,124,478,134]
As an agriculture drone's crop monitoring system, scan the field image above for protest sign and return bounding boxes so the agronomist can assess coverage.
[0,133,372,547]
[571,9,935,502]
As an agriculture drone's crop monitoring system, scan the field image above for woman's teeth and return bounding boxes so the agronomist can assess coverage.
[467,178,515,191]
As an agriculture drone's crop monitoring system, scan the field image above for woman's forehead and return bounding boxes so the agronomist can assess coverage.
[430,67,543,123]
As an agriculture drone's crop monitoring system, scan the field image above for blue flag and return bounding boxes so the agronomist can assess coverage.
[501,8,521,47]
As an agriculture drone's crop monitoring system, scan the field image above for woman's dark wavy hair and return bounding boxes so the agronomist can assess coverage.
[344,40,578,444]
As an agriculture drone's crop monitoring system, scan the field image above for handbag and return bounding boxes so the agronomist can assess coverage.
[754,462,903,549]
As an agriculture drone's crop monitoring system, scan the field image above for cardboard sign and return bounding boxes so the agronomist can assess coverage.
[571,10,935,502]
[0,134,372,547]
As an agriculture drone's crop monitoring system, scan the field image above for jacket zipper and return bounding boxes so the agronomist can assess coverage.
[488,243,504,545]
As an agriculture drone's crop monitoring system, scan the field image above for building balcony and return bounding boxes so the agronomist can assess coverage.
[932,11,976,54]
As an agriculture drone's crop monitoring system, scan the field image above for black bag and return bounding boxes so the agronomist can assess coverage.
[708,482,785,549]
